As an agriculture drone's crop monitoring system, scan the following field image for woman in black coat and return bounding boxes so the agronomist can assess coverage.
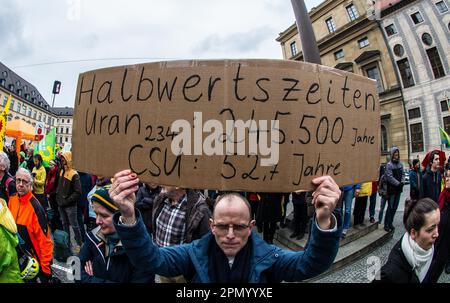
[374,198,440,283]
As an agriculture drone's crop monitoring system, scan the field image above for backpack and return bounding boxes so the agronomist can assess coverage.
[53,229,72,262]
[378,174,388,199]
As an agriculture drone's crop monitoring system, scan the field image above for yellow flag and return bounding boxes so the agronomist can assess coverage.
[0,94,12,151]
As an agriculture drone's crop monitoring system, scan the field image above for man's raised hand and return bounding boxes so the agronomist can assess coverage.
[108,169,139,224]
[311,176,341,230]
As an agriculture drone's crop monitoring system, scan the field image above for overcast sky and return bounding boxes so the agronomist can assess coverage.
[2,0,324,108]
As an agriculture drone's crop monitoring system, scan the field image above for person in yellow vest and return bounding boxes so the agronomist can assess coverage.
[353,182,373,228]
[32,154,48,209]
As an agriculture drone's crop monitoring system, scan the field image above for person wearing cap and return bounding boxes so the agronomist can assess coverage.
[77,187,155,283]
[409,158,423,201]
[56,151,83,253]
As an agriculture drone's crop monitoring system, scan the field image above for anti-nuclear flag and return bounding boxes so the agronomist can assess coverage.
[440,127,450,148]
[34,128,56,167]
[0,95,12,151]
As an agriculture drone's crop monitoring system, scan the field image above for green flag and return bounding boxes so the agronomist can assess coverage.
[34,128,56,167]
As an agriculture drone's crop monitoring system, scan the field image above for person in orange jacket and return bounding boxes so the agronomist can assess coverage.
[9,168,53,282]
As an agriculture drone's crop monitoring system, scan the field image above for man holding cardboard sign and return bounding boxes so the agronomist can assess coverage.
[108,169,341,283]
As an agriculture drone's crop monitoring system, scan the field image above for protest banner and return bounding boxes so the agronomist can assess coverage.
[72,59,380,191]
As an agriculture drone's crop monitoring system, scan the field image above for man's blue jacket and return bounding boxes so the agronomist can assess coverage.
[113,210,341,283]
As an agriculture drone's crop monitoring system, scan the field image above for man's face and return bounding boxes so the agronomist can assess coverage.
[411,209,440,250]
[15,171,32,196]
[0,162,6,173]
[210,197,255,258]
[432,154,440,170]
[93,203,115,235]
[163,186,183,201]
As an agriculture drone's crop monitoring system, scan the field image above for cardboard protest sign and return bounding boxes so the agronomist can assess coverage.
[72,59,380,192]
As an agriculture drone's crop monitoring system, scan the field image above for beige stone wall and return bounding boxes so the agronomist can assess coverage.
[380,98,409,165]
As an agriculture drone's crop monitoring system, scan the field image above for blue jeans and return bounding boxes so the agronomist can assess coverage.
[378,197,387,223]
[341,189,354,233]
[384,193,401,229]
[369,193,377,219]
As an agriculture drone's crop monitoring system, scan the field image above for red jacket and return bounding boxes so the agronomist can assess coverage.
[45,166,59,195]
[8,192,53,275]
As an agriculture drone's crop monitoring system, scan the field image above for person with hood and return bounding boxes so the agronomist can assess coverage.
[134,182,161,233]
[108,170,342,283]
[0,198,22,282]
[374,198,439,283]
[384,147,404,232]
[78,188,154,283]
[7,143,18,176]
[422,150,442,204]
[19,151,27,169]
[56,151,83,253]
[26,148,35,172]
[409,158,423,201]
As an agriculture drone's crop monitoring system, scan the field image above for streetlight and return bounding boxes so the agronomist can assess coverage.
[52,80,61,108]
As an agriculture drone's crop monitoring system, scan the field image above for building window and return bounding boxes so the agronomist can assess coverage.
[397,58,415,88]
[326,17,337,33]
[38,113,42,121]
[441,100,449,112]
[436,1,449,13]
[385,24,397,36]
[422,33,433,46]
[28,108,32,117]
[444,116,450,135]
[22,105,26,115]
[411,12,424,24]
[334,49,344,60]
[346,4,359,21]
[0,79,5,87]
[33,111,37,119]
[393,44,404,57]
[65,137,68,143]
[426,47,446,79]
[9,84,14,92]
[60,128,63,134]
[365,65,384,93]
[66,128,69,134]
[16,103,21,113]
[290,41,298,57]
[10,100,14,111]
[358,37,369,48]
[381,125,388,153]
[410,123,424,153]
[62,119,65,124]
[3,96,7,106]
[408,107,421,119]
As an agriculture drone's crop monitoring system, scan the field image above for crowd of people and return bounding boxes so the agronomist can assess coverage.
[0,141,449,283]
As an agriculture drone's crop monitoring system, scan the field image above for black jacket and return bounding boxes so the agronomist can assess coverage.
[78,227,155,283]
[375,237,432,283]
[422,168,442,203]
[152,189,211,243]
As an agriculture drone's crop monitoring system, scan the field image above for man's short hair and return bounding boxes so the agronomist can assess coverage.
[213,193,252,220]
[0,151,10,172]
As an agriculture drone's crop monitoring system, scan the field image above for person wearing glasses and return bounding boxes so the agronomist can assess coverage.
[8,168,53,282]
[109,169,342,283]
